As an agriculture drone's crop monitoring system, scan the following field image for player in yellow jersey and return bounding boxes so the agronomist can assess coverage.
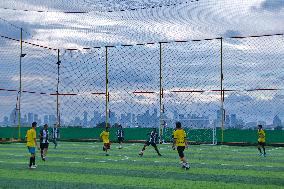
[25,122,39,169]
[172,122,189,170]
[100,127,111,156]
[257,125,266,156]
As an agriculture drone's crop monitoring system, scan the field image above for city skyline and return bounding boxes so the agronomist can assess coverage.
[1,107,283,130]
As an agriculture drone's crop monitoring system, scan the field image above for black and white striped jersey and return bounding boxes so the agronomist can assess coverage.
[148,131,159,144]
[40,129,49,144]
[116,129,124,138]
[52,128,59,139]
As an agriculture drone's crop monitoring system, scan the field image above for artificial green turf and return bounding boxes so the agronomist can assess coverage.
[0,142,283,189]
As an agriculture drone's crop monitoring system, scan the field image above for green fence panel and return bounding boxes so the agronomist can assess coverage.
[1,127,283,144]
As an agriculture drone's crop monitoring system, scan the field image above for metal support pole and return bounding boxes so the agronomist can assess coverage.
[220,37,225,143]
[56,49,61,126]
[159,42,164,143]
[105,47,109,128]
[17,28,23,140]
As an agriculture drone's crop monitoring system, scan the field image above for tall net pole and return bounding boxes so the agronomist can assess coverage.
[105,46,109,128]
[220,37,224,143]
[17,28,23,140]
[56,49,61,126]
[159,42,164,143]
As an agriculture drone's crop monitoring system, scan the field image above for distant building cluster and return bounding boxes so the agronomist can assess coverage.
[1,107,283,130]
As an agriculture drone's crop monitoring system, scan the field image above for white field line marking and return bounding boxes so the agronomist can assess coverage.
[244,165,253,167]
[221,164,229,166]
[0,161,4,163]
[15,162,26,164]
[266,165,273,168]
[154,161,159,163]
[85,157,93,160]
[98,161,106,163]
[124,156,129,160]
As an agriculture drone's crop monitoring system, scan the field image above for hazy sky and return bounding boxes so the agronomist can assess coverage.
[0,0,284,125]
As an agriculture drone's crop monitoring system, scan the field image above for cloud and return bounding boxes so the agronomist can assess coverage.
[259,0,284,12]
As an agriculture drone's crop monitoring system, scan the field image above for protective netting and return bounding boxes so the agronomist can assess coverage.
[59,49,105,127]
[223,35,284,129]
[108,45,160,128]
[20,44,57,127]
[0,35,57,130]
[0,0,188,12]
[0,37,19,127]
[1,34,284,144]
[162,40,220,142]
[1,0,280,50]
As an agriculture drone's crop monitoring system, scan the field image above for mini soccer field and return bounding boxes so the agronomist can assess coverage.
[0,142,283,189]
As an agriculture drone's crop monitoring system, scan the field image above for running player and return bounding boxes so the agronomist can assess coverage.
[100,127,111,156]
[116,124,124,149]
[257,125,266,156]
[172,122,189,170]
[25,122,39,169]
[139,128,162,156]
[39,124,49,161]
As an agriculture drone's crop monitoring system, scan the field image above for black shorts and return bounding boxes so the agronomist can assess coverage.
[103,143,111,151]
[40,143,49,149]
[145,141,157,147]
[177,146,185,158]
[118,137,124,143]
[258,142,265,146]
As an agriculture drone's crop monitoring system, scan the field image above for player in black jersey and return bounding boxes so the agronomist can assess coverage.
[139,128,162,156]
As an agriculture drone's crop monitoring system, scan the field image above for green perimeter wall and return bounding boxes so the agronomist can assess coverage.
[0,127,284,144]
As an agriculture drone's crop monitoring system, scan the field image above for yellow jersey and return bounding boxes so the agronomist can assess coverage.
[258,129,265,143]
[100,131,110,143]
[173,129,186,147]
[26,128,36,147]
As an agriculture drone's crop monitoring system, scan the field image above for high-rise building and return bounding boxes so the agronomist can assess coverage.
[83,111,88,127]
[273,115,282,127]
[230,114,237,128]
[28,113,34,125]
[44,115,49,124]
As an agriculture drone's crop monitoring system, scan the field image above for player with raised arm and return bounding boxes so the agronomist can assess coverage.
[139,128,162,157]
[172,122,190,170]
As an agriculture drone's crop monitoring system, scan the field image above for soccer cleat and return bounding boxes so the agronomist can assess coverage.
[259,153,263,156]
[29,165,37,169]
[182,163,190,170]
[105,154,109,156]
[139,152,143,157]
